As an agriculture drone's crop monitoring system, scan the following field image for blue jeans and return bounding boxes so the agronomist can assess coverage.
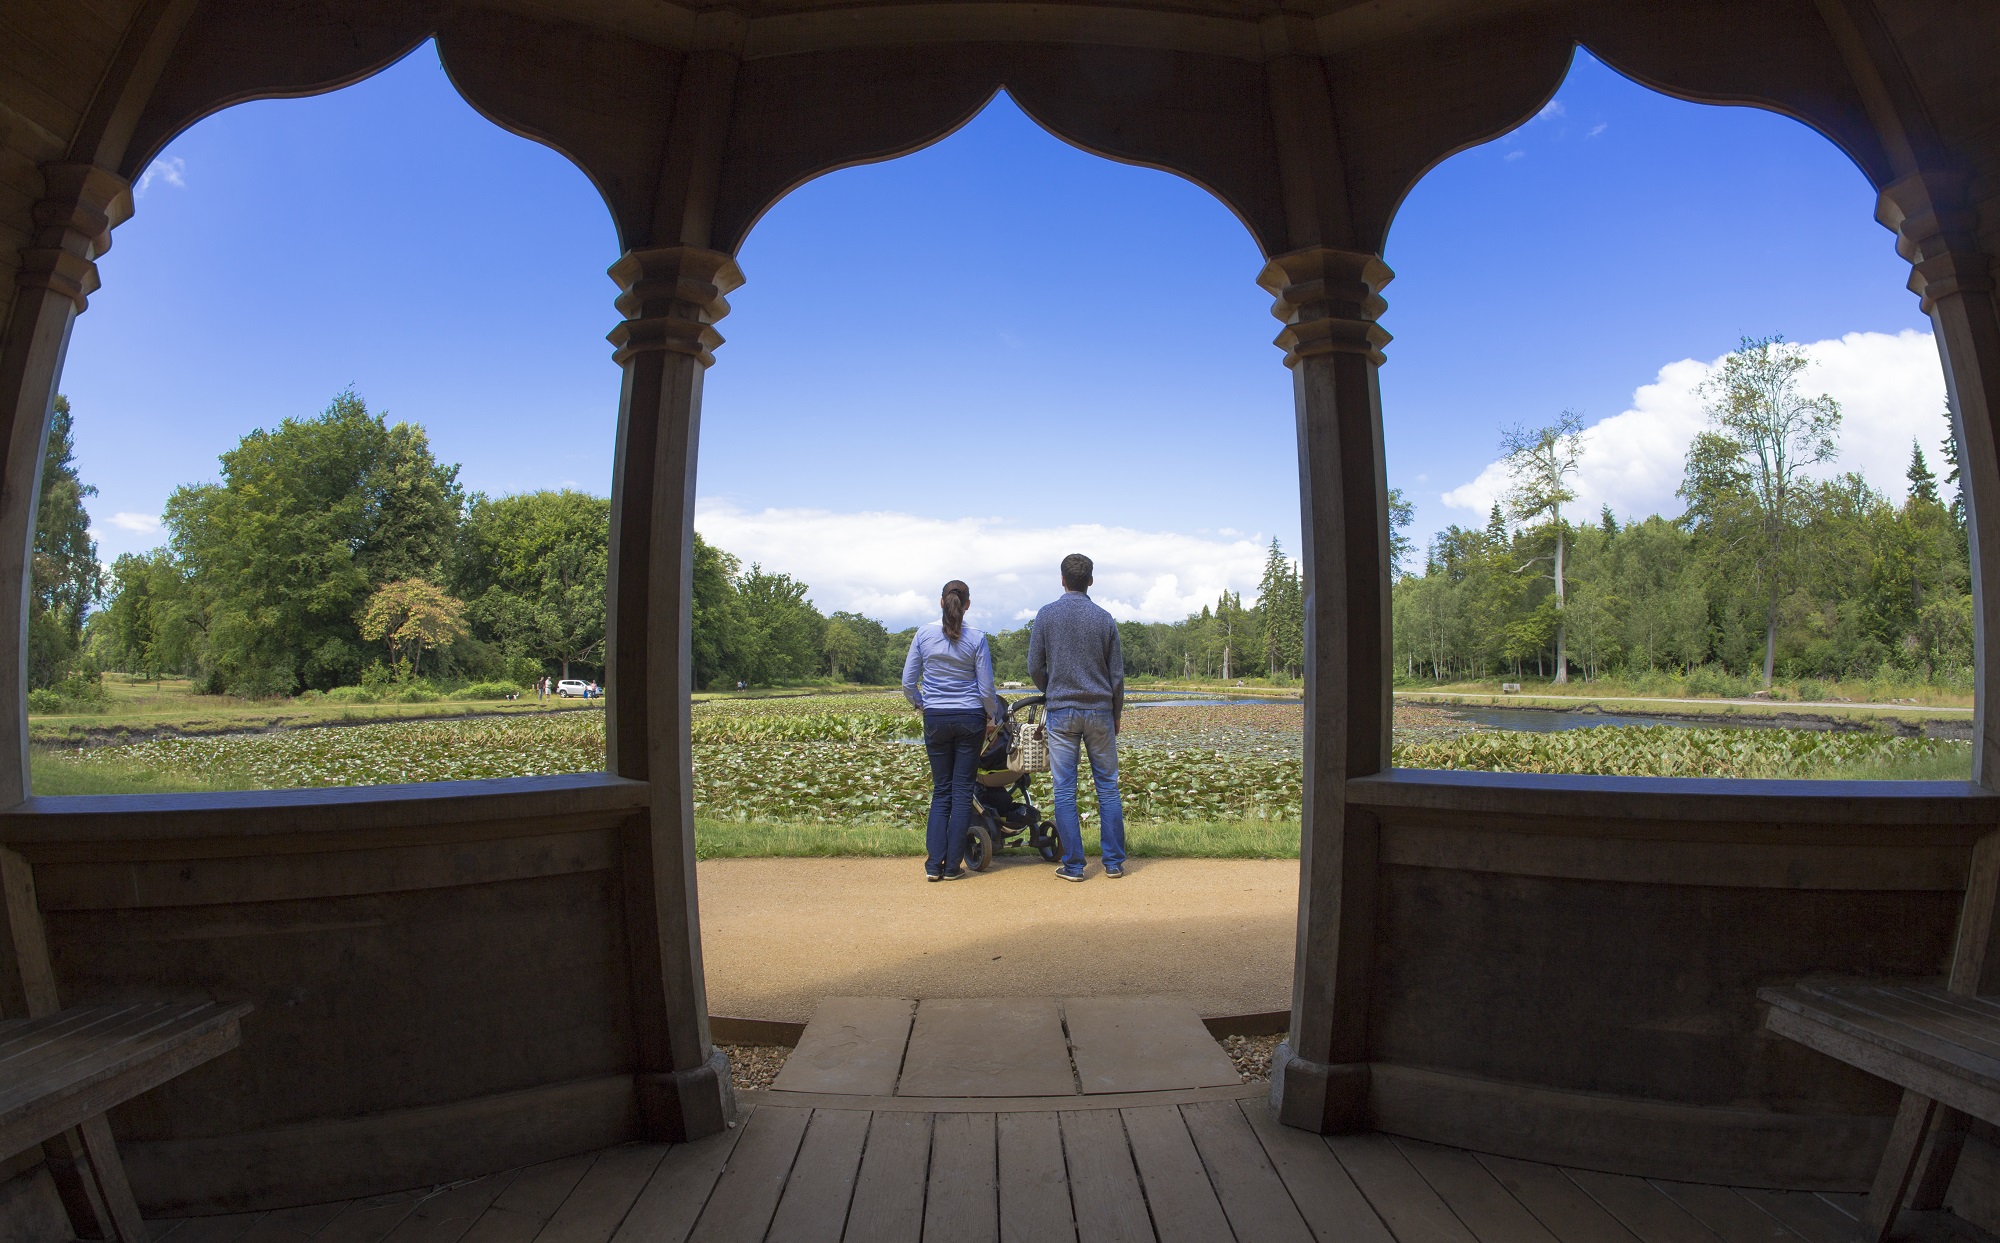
[1047,707,1126,872]
[923,710,985,875]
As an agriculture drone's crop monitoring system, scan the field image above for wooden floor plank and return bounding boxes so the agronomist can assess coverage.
[1475,1156,1639,1243]
[1394,1139,1559,1243]
[765,1109,870,1243]
[1650,1184,1803,1243]
[1238,1102,1395,1243]
[377,1177,509,1243]
[1729,1191,1860,1243]
[1121,1105,1230,1243]
[610,1119,750,1243]
[998,1111,1075,1243]
[462,1154,600,1243]
[1180,1099,1313,1243]
[241,1202,354,1243]
[1563,1171,1719,1243]
[536,1144,670,1243]
[314,1192,429,1243]
[690,1106,812,1243]
[1328,1134,1478,1243]
[843,1111,931,1243]
[1059,1109,1154,1243]
[924,1112,999,1242]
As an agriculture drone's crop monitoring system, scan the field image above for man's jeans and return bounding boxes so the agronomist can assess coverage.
[1047,708,1126,872]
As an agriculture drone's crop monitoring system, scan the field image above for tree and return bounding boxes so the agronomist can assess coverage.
[1696,335,1841,689]
[1908,440,1939,506]
[453,490,609,680]
[1256,539,1302,677]
[1387,488,1415,577]
[357,579,469,676]
[164,390,464,694]
[29,395,102,687]
[1501,411,1585,682]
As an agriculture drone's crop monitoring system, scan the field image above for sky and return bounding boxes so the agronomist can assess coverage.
[59,42,1939,630]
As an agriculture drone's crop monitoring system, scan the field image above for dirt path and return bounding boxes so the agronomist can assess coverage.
[697,856,1298,1023]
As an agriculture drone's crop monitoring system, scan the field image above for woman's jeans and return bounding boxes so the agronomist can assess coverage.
[923,710,985,875]
[1047,707,1127,872]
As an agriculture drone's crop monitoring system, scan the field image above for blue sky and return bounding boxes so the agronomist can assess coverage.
[60,42,1937,628]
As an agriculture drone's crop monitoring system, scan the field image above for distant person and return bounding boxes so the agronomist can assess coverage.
[1029,553,1127,881]
[901,580,1000,882]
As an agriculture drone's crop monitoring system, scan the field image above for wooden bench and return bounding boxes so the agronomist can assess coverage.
[0,1001,251,1241]
[1761,830,2000,1241]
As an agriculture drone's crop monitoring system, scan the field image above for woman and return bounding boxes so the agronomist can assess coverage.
[901,580,1001,881]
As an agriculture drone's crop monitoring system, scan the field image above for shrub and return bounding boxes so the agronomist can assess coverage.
[1796,681,1827,701]
[26,688,65,714]
[458,681,523,700]
[323,685,378,704]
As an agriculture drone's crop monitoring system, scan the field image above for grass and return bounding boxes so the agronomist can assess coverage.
[28,672,602,746]
[694,818,1301,859]
[1396,671,1972,712]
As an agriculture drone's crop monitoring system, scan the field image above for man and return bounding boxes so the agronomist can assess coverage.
[1028,553,1127,881]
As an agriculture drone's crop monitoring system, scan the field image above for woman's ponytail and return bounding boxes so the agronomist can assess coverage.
[941,580,970,643]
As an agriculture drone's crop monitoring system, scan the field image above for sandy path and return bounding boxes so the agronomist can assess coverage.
[696,856,1299,1023]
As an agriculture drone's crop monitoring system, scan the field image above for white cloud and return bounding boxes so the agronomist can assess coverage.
[1588,122,1608,137]
[1504,150,1526,163]
[693,500,1273,628]
[136,157,185,195]
[107,512,162,533]
[1440,330,1948,525]
[1535,100,1567,122]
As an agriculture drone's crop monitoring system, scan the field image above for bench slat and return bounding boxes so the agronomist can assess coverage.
[0,1002,252,1157]
[0,1007,197,1083]
[0,1005,232,1111]
[1759,984,2000,1127]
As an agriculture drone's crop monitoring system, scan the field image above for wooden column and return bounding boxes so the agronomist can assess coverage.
[604,245,741,1141]
[1870,170,2000,1215]
[0,165,128,809]
[1262,247,1394,1133]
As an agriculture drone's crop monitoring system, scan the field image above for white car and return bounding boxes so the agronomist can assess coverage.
[556,679,592,698]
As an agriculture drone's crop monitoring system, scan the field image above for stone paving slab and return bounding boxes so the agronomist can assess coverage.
[895,998,1077,1097]
[770,996,914,1095]
[1062,996,1243,1093]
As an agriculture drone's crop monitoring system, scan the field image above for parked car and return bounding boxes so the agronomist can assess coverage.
[556,679,591,698]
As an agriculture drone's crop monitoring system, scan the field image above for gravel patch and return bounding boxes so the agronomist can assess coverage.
[720,1043,791,1091]
[1220,1033,1281,1081]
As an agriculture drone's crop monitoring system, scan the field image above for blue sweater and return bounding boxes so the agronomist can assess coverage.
[1028,591,1125,716]
[902,623,1000,719]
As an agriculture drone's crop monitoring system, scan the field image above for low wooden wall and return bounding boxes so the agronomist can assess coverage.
[1345,770,1997,1190]
[0,769,1990,1209]
[0,775,651,1213]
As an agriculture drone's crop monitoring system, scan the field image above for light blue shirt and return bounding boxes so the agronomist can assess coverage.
[902,622,1000,719]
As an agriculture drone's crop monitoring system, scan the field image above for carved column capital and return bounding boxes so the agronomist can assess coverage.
[1258,246,1393,368]
[15,164,131,314]
[1877,170,1994,315]
[606,245,744,368]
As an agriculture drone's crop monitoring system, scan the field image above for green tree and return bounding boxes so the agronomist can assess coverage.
[1501,411,1585,682]
[29,395,102,688]
[1695,336,1840,689]
[453,490,609,680]
[1255,539,1302,677]
[165,390,463,694]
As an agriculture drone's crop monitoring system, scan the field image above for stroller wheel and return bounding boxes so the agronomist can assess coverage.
[1033,820,1060,864]
[966,822,996,872]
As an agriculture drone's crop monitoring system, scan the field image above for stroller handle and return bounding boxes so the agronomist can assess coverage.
[1003,692,1046,712]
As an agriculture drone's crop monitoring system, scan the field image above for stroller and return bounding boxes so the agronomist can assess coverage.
[963,694,1062,871]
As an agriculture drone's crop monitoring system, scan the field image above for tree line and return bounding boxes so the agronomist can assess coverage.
[1394,337,1971,688]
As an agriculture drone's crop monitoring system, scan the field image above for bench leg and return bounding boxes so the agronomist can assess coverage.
[43,1127,113,1239]
[1908,1105,1965,1212]
[1863,1091,1937,1243]
[76,1117,148,1243]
